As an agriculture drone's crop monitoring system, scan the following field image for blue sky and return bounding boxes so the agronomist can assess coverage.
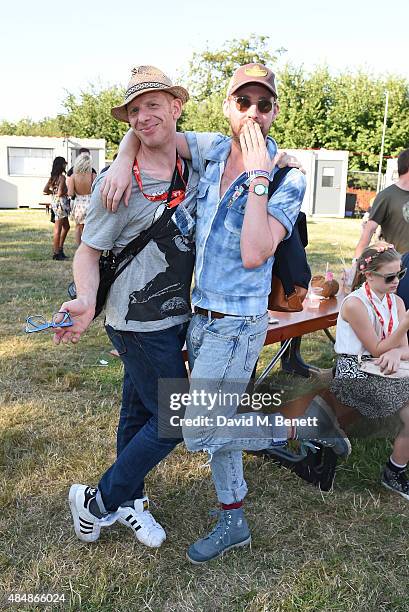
[1,0,408,121]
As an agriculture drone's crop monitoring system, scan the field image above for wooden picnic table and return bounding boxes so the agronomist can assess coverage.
[255,291,345,384]
[180,292,345,380]
[266,292,342,344]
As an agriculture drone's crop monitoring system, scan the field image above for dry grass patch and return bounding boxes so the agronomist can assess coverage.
[0,211,408,611]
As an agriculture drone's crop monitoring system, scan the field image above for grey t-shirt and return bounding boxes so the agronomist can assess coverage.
[369,184,409,253]
[82,164,198,332]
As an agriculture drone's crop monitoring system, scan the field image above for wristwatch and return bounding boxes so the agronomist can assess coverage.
[249,183,269,196]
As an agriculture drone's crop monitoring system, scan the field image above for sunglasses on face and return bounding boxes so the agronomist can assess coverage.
[371,267,407,284]
[231,95,274,114]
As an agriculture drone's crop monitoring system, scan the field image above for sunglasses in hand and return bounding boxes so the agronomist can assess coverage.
[25,311,73,334]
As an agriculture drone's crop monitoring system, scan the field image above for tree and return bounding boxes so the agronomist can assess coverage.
[62,85,128,157]
[271,65,332,149]
[185,34,286,101]
[179,94,229,134]
[272,65,409,171]
[0,116,65,137]
[179,35,286,134]
[2,36,409,172]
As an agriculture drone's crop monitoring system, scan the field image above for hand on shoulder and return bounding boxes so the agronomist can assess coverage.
[100,158,133,213]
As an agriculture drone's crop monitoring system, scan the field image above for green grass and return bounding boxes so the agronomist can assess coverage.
[0,211,408,612]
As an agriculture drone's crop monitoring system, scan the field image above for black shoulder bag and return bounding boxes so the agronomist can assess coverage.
[68,158,189,319]
[266,167,311,312]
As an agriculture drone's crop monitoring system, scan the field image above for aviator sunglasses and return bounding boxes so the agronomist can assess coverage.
[231,95,274,114]
[370,267,407,284]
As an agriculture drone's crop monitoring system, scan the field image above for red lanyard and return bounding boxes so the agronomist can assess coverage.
[364,282,393,339]
[133,156,186,209]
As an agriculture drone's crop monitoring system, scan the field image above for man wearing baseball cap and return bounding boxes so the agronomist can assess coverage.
[54,66,199,548]
[98,62,351,563]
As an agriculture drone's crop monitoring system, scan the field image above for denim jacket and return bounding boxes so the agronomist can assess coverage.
[185,132,307,316]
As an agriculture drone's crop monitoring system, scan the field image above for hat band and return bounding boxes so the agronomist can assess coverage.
[125,81,170,99]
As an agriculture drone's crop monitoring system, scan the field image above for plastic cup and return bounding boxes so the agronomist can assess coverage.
[308,286,323,308]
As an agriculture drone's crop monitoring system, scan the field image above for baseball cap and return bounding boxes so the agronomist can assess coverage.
[227,63,277,98]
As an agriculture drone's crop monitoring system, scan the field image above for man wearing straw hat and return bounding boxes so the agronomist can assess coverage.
[101,62,351,564]
[54,66,199,548]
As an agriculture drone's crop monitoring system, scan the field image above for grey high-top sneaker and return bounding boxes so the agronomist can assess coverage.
[297,396,352,458]
[187,507,251,564]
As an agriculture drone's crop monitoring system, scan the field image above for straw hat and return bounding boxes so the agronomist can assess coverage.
[111,65,189,123]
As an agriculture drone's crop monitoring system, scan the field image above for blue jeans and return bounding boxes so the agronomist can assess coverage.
[96,323,187,513]
[183,313,287,505]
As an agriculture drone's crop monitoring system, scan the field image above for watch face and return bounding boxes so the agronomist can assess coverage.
[254,183,268,196]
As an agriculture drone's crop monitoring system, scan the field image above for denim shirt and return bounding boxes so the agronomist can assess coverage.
[185,131,307,316]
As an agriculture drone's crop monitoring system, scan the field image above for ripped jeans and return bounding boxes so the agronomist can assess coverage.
[183,312,287,505]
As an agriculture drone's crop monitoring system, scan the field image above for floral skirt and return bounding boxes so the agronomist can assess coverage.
[70,194,91,225]
[51,196,70,220]
[331,354,409,418]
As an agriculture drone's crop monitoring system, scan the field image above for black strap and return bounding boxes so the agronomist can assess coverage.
[267,166,292,199]
[268,167,298,297]
[205,161,304,296]
[110,156,189,283]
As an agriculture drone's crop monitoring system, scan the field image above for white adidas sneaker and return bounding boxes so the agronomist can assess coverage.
[116,496,166,548]
[68,484,117,543]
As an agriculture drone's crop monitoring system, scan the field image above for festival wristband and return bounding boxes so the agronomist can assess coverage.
[246,170,270,181]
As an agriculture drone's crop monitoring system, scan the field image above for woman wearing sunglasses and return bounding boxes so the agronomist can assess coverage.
[331,241,409,500]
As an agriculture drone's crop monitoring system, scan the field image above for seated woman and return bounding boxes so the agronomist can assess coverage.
[331,242,409,501]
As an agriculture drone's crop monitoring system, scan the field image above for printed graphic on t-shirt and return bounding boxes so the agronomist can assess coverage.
[402,200,409,223]
[125,218,194,323]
